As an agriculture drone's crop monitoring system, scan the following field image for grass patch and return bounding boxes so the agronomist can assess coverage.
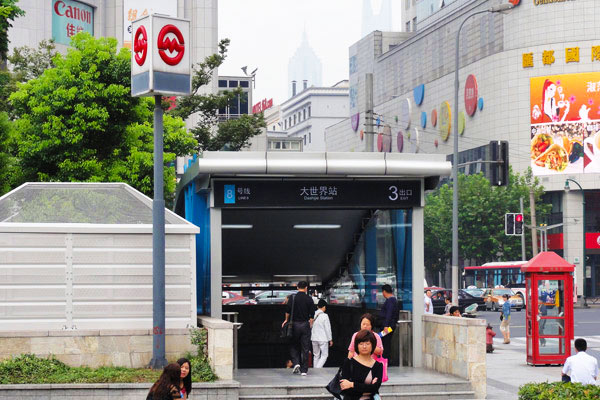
[0,328,218,384]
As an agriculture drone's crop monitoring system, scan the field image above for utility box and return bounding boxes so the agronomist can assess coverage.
[521,252,574,366]
[131,14,191,97]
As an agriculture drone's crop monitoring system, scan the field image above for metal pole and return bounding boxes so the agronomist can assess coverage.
[150,94,167,369]
[530,188,538,255]
[583,190,587,306]
[520,197,526,261]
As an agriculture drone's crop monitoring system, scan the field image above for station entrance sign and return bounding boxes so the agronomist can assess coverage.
[214,179,421,209]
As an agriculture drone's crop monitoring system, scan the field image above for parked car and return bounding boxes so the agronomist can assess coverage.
[482,288,524,311]
[427,289,485,315]
[222,291,256,305]
[254,290,296,304]
[463,288,485,298]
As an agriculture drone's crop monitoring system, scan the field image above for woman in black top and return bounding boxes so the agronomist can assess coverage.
[340,329,383,400]
[146,363,182,400]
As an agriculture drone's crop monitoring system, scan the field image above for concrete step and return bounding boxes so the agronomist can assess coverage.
[239,392,475,400]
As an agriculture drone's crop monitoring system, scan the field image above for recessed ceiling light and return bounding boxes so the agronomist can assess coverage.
[222,224,253,229]
[293,224,341,229]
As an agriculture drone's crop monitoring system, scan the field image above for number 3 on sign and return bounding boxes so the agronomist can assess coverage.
[388,186,398,201]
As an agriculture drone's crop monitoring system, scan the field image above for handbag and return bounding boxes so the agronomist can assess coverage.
[280,294,295,338]
[500,314,503,322]
[376,355,389,383]
[326,361,353,399]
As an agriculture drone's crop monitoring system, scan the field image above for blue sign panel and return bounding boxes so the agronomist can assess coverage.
[223,185,236,204]
[52,0,94,46]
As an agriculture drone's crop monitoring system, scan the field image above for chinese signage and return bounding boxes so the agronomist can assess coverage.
[214,180,422,209]
[464,75,478,116]
[52,0,93,46]
[252,98,273,114]
[530,72,600,175]
[534,0,575,5]
[522,46,592,68]
[123,0,177,49]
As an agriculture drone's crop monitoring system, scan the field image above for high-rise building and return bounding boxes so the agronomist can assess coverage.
[287,30,322,98]
[362,0,393,36]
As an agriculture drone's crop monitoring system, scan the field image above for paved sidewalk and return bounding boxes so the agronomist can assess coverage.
[486,335,600,399]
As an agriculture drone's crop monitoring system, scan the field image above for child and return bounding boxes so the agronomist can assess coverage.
[486,324,496,353]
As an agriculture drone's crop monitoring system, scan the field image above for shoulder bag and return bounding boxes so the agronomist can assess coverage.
[280,294,295,338]
[326,359,353,399]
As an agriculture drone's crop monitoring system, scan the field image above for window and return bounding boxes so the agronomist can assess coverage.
[218,80,227,88]
[405,21,410,32]
[308,106,311,117]
[412,17,417,32]
[272,125,276,131]
[303,109,306,119]
[228,80,238,87]
[294,115,296,125]
[291,141,300,150]
[228,95,239,115]
[240,81,249,88]
[240,92,248,114]
[304,135,306,145]
[309,132,311,143]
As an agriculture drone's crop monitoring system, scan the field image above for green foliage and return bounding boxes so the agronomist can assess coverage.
[0,0,25,63]
[170,39,265,151]
[188,328,218,381]
[518,382,600,399]
[0,111,12,193]
[8,39,58,81]
[7,33,195,203]
[424,168,550,274]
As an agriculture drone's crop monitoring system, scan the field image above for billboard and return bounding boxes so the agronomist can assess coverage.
[52,0,94,46]
[123,0,177,49]
[530,72,600,175]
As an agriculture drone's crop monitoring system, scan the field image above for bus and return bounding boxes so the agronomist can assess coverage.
[463,261,527,302]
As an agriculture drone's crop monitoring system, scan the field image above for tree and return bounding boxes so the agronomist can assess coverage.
[170,39,265,151]
[9,39,58,81]
[424,168,550,278]
[0,0,24,65]
[8,33,195,203]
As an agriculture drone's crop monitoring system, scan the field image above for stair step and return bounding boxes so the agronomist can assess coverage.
[239,392,476,400]
[240,383,473,396]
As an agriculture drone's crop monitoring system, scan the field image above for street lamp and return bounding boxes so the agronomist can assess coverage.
[451,3,514,306]
[564,178,587,307]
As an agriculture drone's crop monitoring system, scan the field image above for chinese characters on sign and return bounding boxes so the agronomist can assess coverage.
[542,50,555,66]
[123,0,177,49]
[252,98,273,114]
[51,0,94,46]
[522,46,600,68]
[523,53,534,68]
[300,186,338,200]
[592,46,600,62]
[565,47,580,63]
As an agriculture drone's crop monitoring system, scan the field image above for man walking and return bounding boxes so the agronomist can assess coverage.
[282,281,315,376]
[500,294,511,344]
[424,290,433,315]
[562,338,598,384]
[379,284,399,360]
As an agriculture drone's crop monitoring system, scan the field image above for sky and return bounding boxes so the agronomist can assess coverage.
[218,0,402,107]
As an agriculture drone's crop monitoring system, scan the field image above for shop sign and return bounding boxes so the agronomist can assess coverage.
[585,233,600,249]
[530,72,600,175]
[252,98,273,114]
[464,75,478,116]
[214,179,422,209]
[123,0,177,49]
[52,0,94,46]
[534,0,576,5]
[439,101,451,141]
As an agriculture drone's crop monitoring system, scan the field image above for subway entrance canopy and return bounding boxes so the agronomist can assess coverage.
[174,151,451,367]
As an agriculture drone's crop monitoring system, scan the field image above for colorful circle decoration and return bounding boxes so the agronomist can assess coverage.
[439,101,452,141]
[351,113,360,132]
[478,97,484,111]
[360,130,364,141]
[464,74,478,116]
[412,128,420,153]
[420,111,427,128]
[382,125,392,152]
[413,84,425,106]
[400,98,411,129]
[377,133,383,152]
[431,109,438,127]
[397,131,404,152]
[458,111,466,135]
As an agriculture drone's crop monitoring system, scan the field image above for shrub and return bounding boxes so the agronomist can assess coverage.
[187,327,218,382]
[519,382,600,399]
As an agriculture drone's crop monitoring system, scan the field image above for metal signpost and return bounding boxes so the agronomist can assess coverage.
[131,14,191,369]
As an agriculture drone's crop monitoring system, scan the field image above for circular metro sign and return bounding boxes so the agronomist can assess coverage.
[509,0,520,6]
[464,74,478,117]
[133,26,148,66]
[157,24,185,66]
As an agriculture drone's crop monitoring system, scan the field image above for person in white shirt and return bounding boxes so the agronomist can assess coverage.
[562,338,599,385]
[424,290,433,314]
[311,299,333,368]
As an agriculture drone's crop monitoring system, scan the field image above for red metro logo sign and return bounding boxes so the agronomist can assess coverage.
[133,25,147,66]
[157,24,185,66]
[509,0,521,6]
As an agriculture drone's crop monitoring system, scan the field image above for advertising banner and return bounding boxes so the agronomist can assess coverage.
[530,72,600,175]
[124,0,177,49]
[51,0,94,46]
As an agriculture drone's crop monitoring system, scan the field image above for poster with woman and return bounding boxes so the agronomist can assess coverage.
[530,72,600,175]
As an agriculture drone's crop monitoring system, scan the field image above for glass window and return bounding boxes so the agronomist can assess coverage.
[304,135,306,145]
[240,81,249,88]
[539,338,566,355]
[240,92,248,114]
[228,80,238,87]
[308,106,311,117]
[294,115,296,124]
[303,109,306,119]
[291,141,300,150]
[309,132,311,143]
[218,80,227,88]
[229,95,239,115]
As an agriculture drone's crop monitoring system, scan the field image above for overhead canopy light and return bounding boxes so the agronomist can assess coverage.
[293,224,341,229]
[222,224,253,229]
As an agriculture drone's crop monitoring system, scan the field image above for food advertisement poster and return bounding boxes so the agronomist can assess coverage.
[530,72,600,175]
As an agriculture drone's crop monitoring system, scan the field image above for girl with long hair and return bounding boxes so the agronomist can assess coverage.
[146,363,182,400]
[177,358,192,399]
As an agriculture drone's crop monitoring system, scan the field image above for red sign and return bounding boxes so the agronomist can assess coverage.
[586,232,600,249]
[157,24,185,66]
[252,98,273,114]
[509,0,520,6]
[133,25,147,66]
[464,74,478,116]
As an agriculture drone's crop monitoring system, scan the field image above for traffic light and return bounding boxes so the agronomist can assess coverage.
[515,213,524,235]
[505,213,515,235]
[490,141,509,186]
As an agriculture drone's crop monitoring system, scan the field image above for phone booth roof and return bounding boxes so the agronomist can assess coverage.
[520,251,574,273]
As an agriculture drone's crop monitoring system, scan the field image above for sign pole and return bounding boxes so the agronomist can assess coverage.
[150,94,167,369]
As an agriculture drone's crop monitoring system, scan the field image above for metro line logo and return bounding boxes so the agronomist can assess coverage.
[224,185,236,204]
[509,0,520,5]
[157,24,185,66]
[133,26,148,66]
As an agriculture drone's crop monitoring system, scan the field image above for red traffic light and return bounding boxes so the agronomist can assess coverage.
[515,214,523,222]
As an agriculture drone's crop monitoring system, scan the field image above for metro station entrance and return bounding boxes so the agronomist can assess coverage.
[174,151,451,369]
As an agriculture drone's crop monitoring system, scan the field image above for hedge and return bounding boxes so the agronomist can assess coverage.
[519,382,600,399]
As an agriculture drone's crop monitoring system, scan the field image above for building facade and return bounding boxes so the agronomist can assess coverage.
[326,0,600,301]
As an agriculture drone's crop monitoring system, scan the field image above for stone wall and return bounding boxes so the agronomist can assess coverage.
[198,316,234,380]
[422,314,486,399]
[0,329,195,368]
[0,381,239,400]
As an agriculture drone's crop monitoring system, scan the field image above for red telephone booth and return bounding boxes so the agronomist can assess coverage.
[521,252,574,366]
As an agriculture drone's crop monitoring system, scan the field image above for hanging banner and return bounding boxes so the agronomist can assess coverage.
[530,72,600,175]
[51,0,94,46]
[124,0,177,49]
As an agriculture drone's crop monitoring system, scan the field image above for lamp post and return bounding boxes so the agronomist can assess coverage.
[564,178,587,307]
[451,3,514,305]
